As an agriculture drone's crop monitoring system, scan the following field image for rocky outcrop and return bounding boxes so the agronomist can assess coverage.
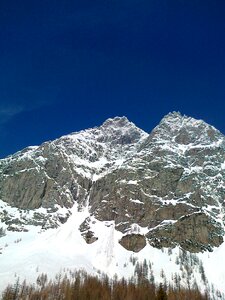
[147,212,224,252]
[119,234,146,252]
[0,144,93,210]
[79,217,98,244]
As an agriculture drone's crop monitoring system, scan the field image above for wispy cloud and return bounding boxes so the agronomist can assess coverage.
[0,99,53,126]
[0,105,24,124]
[0,85,60,125]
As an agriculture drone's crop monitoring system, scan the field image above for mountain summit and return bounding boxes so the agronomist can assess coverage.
[150,111,223,145]
[0,113,225,295]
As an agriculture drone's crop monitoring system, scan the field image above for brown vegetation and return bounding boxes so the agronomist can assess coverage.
[1,269,209,300]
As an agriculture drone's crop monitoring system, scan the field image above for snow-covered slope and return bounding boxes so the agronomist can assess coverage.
[0,112,225,297]
[0,200,224,297]
[0,200,224,296]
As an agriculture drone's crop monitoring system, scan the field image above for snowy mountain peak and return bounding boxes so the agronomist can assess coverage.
[148,112,223,146]
[101,116,130,128]
[0,113,225,297]
[59,116,147,147]
[161,110,183,121]
[160,111,208,130]
[97,116,148,145]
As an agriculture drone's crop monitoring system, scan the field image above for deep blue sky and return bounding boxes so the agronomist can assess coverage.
[0,0,225,157]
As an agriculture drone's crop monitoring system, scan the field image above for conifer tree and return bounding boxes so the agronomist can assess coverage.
[156,283,167,300]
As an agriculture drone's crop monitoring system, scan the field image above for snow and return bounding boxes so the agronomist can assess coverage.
[130,199,144,204]
[126,223,149,235]
[163,199,179,206]
[0,204,92,290]
[148,220,177,232]
[199,242,225,294]
[127,180,138,185]
[221,162,225,169]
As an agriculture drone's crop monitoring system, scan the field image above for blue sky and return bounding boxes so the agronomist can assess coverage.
[0,0,225,157]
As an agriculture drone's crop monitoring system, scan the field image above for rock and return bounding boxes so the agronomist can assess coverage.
[82,230,98,244]
[79,218,98,244]
[119,234,146,252]
[147,212,224,252]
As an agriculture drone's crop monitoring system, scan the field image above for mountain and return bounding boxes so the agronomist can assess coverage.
[0,112,224,297]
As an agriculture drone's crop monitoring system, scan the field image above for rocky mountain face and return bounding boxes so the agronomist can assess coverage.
[0,112,225,252]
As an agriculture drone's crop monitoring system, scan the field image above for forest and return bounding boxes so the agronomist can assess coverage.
[1,269,212,300]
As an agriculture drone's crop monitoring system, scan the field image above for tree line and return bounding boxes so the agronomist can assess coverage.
[1,269,211,300]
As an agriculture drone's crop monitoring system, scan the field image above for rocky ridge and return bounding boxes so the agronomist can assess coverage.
[0,112,225,253]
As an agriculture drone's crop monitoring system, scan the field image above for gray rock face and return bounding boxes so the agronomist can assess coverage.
[79,218,98,244]
[0,113,225,252]
[119,234,146,252]
[147,212,224,252]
